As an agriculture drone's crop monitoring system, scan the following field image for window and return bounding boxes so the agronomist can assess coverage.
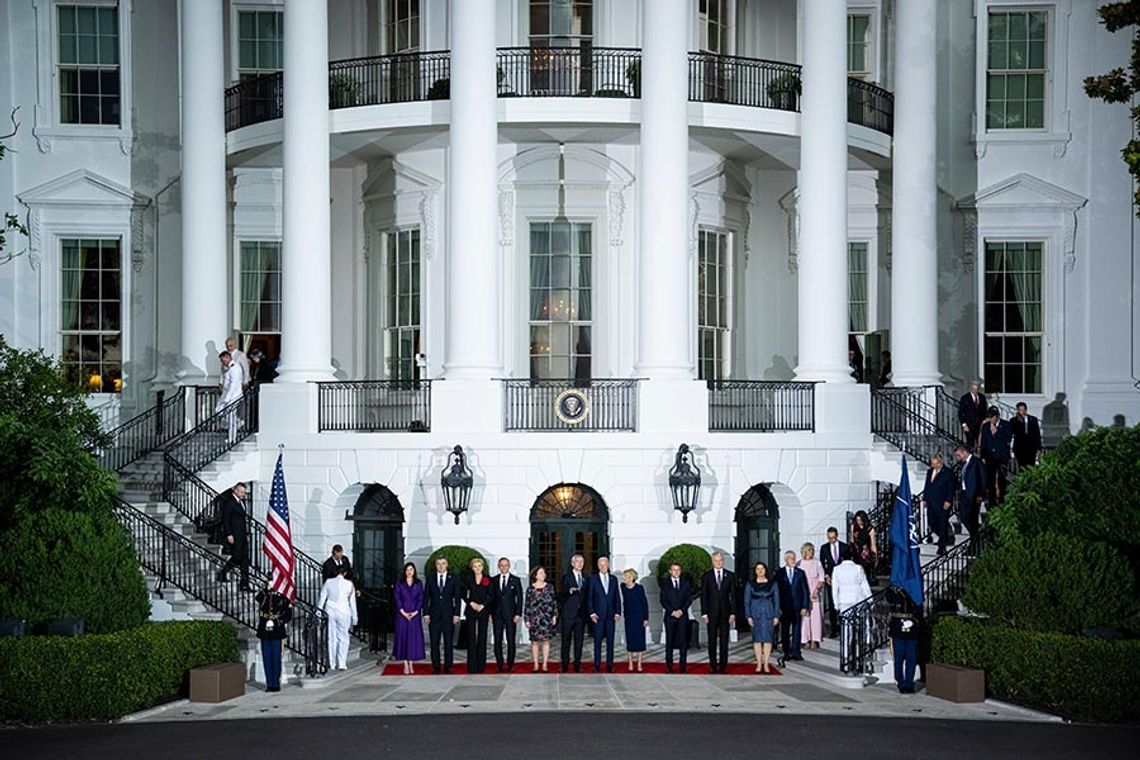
[239,241,282,334]
[984,241,1043,394]
[848,242,869,334]
[698,229,730,381]
[529,221,592,380]
[57,4,120,125]
[386,229,421,381]
[847,13,872,80]
[237,10,283,80]
[385,0,420,53]
[699,0,729,55]
[60,238,121,391]
[986,10,1047,129]
[529,0,593,48]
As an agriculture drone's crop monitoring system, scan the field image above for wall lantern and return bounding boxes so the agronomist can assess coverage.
[441,445,474,524]
[668,443,701,523]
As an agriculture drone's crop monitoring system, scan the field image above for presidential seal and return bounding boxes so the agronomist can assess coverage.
[554,388,590,425]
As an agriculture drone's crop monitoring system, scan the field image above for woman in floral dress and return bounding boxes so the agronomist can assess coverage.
[524,566,558,672]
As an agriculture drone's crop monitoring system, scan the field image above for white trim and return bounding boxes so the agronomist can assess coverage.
[228,1,284,84]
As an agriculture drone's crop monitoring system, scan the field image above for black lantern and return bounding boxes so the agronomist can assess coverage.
[668,443,701,523]
[441,445,474,524]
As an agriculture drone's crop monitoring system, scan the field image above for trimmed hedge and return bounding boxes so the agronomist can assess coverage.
[424,545,489,583]
[656,544,713,594]
[0,620,240,722]
[931,616,1140,723]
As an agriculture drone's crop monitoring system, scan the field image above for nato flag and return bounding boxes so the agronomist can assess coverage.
[889,455,924,607]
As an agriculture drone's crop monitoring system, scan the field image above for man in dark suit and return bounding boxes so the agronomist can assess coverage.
[1011,401,1042,469]
[819,526,851,638]
[958,380,987,447]
[922,453,958,555]
[321,544,353,581]
[215,482,251,591]
[954,443,987,547]
[660,562,692,673]
[489,557,523,672]
[587,555,622,673]
[700,551,736,674]
[980,405,1014,504]
[559,553,588,672]
[776,551,811,661]
[422,556,461,674]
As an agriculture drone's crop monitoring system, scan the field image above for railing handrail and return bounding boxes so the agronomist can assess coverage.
[687,49,803,70]
[871,389,962,465]
[496,44,644,54]
[327,48,452,67]
[706,379,817,433]
[97,386,188,471]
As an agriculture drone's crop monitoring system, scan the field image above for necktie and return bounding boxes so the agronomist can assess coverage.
[602,574,608,593]
[674,579,679,590]
[716,570,722,587]
[575,572,581,588]
[439,574,444,592]
[501,576,506,592]
[833,545,838,563]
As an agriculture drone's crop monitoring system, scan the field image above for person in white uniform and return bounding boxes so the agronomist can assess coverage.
[215,351,244,442]
[318,564,358,670]
[831,557,873,656]
[225,337,250,387]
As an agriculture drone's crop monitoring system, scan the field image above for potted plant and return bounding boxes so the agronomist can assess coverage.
[329,73,362,108]
[767,72,801,111]
[626,59,641,97]
[427,77,450,100]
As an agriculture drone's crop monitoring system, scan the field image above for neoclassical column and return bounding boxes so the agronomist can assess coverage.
[277,0,334,382]
[795,0,852,383]
[178,0,227,383]
[634,0,692,379]
[889,0,941,387]
[442,0,500,379]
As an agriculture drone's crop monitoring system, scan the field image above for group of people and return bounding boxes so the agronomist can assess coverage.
[214,336,277,441]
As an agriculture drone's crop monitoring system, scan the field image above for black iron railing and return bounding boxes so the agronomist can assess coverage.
[707,380,816,432]
[503,379,639,432]
[848,78,894,134]
[871,389,961,465]
[224,72,284,131]
[192,385,223,428]
[933,387,965,444]
[316,380,432,433]
[328,50,452,106]
[97,387,187,471]
[688,52,802,111]
[497,46,641,98]
[167,388,260,476]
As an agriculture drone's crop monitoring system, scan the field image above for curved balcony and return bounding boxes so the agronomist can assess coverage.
[223,48,894,137]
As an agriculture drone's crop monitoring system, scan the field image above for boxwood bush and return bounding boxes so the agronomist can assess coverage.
[0,620,240,722]
[655,544,712,594]
[424,545,489,583]
[932,616,1140,723]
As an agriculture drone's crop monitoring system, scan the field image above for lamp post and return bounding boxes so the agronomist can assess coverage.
[668,443,701,523]
[441,445,474,524]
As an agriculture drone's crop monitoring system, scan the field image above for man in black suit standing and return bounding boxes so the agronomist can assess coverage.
[954,443,987,548]
[922,453,958,555]
[321,544,353,581]
[587,556,622,673]
[776,551,811,661]
[489,557,523,672]
[422,556,461,674]
[819,526,850,638]
[700,551,735,674]
[216,482,251,591]
[958,379,987,447]
[1011,401,1042,469]
[559,553,588,673]
[660,562,692,673]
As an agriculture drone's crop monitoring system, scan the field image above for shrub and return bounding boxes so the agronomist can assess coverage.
[424,545,488,583]
[962,531,1140,635]
[427,77,449,99]
[655,544,712,595]
[0,620,239,722]
[0,509,149,634]
[932,616,1140,723]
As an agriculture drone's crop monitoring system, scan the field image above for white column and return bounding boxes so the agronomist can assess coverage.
[277,0,334,382]
[178,0,227,383]
[795,0,852,383]
[634,0,691,379]
[442,0,500,379]
[889,0,940,387]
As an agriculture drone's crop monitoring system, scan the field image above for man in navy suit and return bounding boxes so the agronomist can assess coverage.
[922,453,958,555]
[587,555,622,672]
[955,443,987,549]
[1011,402,1042,469]
[559,553,588,672]
[958,380,988,447]
[980,406,1014,504]
[423,556,461,674]
[490,557,524,672]
[776,550,811,661]
[819,527,851,638]
[660,562,692,673]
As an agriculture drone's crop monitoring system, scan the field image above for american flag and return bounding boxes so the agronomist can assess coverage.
[263,453,296,601]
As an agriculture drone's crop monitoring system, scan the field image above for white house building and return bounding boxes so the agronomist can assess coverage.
[0,0,1136,614]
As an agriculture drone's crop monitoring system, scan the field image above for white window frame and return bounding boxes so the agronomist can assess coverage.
[383,227,422,381]
[697,227,732,381]
[847,240,871,336]
[236,240,283,336]
[59,237,124,392]
[381,0,422,54]
[846,9,876,82]
[698,0,735,56]
[229,1,284,84]
[980,239,1045,395]
[526,219,595,381]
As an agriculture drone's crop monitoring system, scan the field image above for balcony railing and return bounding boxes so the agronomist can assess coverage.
[503,379,639,432]
[707,380,816,432]
[317,380,432,432]
[688,52,802,111]
[847,77,894,134]
[497,46,641,98]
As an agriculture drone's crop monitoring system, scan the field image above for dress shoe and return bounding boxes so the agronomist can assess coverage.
[679,665,687,674]
[606,665,615,673]
[666,666,673,674]
[573,664,581,673]
[432,667,441,675]
[718,666,728,674]
[791,655,804,661]
[443,667,452,674]
[266,686,280,692]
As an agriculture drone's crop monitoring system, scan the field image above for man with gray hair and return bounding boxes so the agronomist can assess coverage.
[922,452,957,555]
[700,551,736,673]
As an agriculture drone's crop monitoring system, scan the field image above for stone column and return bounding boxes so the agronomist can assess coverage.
[178,0,227,383]
[889,0,941,387]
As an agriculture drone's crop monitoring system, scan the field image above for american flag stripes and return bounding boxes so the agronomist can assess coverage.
[263,452,296,601]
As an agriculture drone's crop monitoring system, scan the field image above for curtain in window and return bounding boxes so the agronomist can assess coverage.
[847,245,867,333]
[1008,267,1041,332]
[240,245,264,333]
[61,249,83,332]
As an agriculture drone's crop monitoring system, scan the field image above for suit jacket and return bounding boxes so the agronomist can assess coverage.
[980,419,1013,464]
[489,573,523,620]
[923,466,957,509]
[321,556,353,581]
[958,392,988,434]
[775,566,811,617]
[220,494,247,540]
[959,455,987,501]
[699,568,736,619]
[1011,414,1042,459]
[587,573,622,619]
[819,541,851,578]
[422,571,461,619]
[559,570,589,620]
[659,577,693,619]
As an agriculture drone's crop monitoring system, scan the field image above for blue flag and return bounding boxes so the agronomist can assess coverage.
[889,455,924,606]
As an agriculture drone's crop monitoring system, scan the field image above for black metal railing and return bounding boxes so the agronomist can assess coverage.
[933,387,965,444]
[688,52,802,111]
[503,379,639,432]
[167,388,260,477]
[329,50,452,106]
[707,380,816,432]
[192,385,223,428]
[224,71,284,131]
[497,46,641,98]
[97,387,187,471]
[848,78,894,134]
[871,389,960,465]
[316,380,432,433]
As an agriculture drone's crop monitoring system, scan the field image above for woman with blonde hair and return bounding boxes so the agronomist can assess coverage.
[620,568,649,672]
[798,542,825,649]
[461,557,492,673]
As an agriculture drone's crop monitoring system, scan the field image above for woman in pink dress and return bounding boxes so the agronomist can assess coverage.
[798,542,825,649]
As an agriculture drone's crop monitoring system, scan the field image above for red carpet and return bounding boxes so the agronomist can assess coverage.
[380,662,780,676]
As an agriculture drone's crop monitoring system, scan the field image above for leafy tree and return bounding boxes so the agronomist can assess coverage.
[1083,1,1140,215]
[655,543,713,595]
[0,107,28,257]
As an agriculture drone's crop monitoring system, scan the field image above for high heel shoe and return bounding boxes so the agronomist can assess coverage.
[762,663,771,674]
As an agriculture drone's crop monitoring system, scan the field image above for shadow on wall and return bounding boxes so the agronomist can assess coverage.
[763,355,794,380]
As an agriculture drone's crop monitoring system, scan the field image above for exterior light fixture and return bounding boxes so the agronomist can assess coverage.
[668,443,701,523]
[441,445,474,524]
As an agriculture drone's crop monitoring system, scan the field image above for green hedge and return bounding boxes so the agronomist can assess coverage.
[424,545,489,583]
[931,616,1140,723]
[0,620,240,722]
[655,544,712,593]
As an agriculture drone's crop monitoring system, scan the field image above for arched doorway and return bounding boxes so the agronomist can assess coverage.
[349,484,405,597]
[529,483,610,592]
[734,484,781,629]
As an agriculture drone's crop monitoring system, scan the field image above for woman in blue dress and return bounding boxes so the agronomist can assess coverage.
[620,568,649,672]
[745,562,780,673]
[393,562,425,674]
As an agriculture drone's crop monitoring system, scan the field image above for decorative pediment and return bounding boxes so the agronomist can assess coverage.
[690,160,752,201]
[18,169,147,209]
[957,173,1086,212]
[361,158,441,201]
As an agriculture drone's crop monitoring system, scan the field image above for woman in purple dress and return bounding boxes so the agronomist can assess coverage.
[393,562,425,674]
